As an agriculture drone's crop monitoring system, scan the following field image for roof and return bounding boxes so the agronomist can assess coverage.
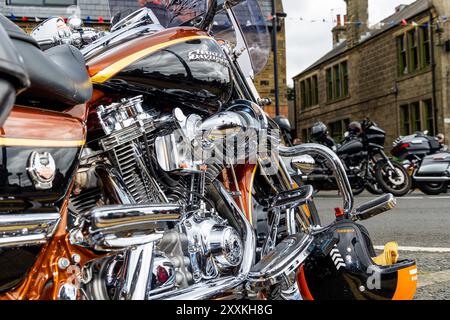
[293,0,433,79]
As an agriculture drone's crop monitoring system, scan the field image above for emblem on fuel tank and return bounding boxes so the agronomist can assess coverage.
[188,49,230,67]
[27,151,56,190]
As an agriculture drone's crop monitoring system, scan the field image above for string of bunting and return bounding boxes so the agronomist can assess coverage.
[266,14,450,29]
[7,13,108,24]
[6,12,450,28]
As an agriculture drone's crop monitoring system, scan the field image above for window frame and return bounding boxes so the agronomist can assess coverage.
[328,118,350,142]
[400,99,435,136]
[300,73,319,110]
[396,22,432,77]
[326,60,349,102]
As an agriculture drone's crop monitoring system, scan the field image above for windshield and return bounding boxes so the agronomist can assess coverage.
[212,0,270,75]
[108,0,207,28]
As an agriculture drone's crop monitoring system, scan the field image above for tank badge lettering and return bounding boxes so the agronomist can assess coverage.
[27,151,56,190]
[188,49,230,67]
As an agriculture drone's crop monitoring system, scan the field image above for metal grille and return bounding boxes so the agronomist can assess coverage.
[70,188,102,216]
[111,141,167,204]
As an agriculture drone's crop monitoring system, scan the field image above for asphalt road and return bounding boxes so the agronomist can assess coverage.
[314,191,450,248]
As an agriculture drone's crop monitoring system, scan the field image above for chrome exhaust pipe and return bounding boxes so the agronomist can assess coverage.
[73,204,182,251]
[0,212,60,248]
[413,176,450,182]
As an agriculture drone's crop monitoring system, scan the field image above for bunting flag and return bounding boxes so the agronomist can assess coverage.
[4,12,450,28]
[263,14,450,29]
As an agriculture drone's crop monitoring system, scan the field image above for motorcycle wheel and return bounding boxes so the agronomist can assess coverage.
[417,182,448,195]
[365,182,384,195]
[352,184,365,196]
[375,161,412,197]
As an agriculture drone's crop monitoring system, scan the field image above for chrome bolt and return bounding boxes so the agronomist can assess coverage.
[71,254,81,264]
[58,258,70,270]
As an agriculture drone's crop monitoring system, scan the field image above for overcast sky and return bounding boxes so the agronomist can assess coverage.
[283,0,416,86]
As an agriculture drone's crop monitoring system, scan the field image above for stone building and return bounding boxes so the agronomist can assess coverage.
[0,0,288,118]
[293,0,450,149]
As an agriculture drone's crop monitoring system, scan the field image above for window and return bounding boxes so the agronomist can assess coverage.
[420,26,431,67]
[306,78,312,107]
[408,29,419,72]
[260,80,270,86]
[326,61,349,102]
[397,23,432,76]
[400,105,410,136]
[397,35,408,75]
[329,119,350,142]
[326,69,333,101]
[333,65,341,98]
[312,75,318,106]
[301,128,310,143]
[7,0,76,5]
[342,62,349,97]
[400,99,435,135]
[300,74,319,110]
[423,99,435,135]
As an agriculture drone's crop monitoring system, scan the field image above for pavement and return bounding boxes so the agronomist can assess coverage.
[313,190,450,300]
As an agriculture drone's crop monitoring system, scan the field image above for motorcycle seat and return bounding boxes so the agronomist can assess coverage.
[0,14,92,111]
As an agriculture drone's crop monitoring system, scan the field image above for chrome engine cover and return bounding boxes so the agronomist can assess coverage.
[182,213,243,282]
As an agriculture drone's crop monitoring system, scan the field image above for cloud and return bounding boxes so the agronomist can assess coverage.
[283,0,416,86]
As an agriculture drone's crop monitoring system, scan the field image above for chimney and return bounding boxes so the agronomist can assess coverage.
[332,14,347,47]
[345,0,369,47]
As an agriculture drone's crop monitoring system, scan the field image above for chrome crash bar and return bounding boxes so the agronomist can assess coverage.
[279,143,354,216]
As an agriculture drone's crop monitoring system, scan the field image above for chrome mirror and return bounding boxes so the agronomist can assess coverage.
[68,16,83,30]
[291,155,315,174]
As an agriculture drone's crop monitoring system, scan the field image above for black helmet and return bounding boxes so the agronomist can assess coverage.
[348,121,362,135]
[311,122,328,139]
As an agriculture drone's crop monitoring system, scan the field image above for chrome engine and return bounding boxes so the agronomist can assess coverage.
[71,96,248,299]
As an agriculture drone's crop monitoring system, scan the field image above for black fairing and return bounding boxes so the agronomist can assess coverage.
[0,146,80,292]
[365,124,386,149]
[303,220,416,300]
[111,38,233,113]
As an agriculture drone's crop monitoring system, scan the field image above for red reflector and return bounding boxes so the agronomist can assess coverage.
[157,266,169,284]
[335,207,345,218]
[399,143,410,150]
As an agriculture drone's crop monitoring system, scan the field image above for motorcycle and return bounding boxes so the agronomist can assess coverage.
[304,120,412,197]
[392,131,449,195]
[0,0,417,300]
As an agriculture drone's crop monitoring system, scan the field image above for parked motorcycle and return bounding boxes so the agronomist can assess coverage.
[305,120,411,197]
[392,131,449,195]
[0,0,416,300]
